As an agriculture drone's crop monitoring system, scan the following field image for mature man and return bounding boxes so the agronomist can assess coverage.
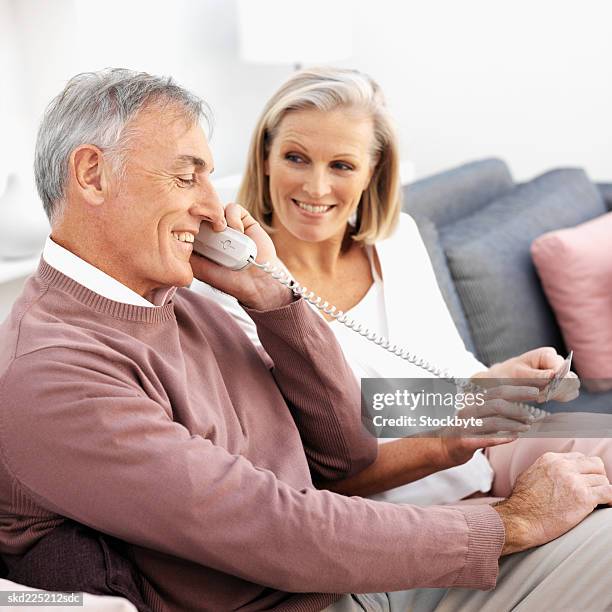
[0,69,610,612]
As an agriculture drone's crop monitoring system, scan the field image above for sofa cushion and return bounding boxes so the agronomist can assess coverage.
[531,213,612,391]
[597,183,612,211]
[441,169,588,250]
[444,169,607,366]
[403,158,514,226]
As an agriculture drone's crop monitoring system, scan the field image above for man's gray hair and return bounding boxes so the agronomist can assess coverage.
[34,68,211,223]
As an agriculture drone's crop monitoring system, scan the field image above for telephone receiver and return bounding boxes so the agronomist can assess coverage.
[193,223,258,271]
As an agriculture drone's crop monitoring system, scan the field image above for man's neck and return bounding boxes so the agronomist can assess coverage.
[45,233,163,307]
[50,229,152,297]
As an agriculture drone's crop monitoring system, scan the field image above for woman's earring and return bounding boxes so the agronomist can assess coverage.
[348,209,358,227]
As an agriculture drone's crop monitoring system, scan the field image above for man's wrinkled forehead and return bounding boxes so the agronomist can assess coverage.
[126,104,213,169]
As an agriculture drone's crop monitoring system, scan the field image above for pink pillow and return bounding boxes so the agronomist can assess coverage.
[531,212,612,392]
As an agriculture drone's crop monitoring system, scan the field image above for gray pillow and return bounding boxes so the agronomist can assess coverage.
[403,158,514,226]
[598,183,612,211]
[441,169,589,250]
[445,169,607,366]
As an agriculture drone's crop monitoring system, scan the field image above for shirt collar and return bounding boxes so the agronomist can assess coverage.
[42,237,176,307]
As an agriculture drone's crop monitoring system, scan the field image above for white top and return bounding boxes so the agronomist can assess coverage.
[191,213,494,505]
[326,245,389,378]
[42,237,175,307]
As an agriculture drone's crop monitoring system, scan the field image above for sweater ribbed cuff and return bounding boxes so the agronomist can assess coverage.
[453,504,505,590]
[242,294,302,316]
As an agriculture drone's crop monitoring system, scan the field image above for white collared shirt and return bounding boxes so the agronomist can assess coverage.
[42,237,175,307]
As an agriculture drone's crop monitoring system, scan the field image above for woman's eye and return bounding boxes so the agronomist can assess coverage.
[285,154,305,164]
[332,161,354,172]
[177,175,196,187]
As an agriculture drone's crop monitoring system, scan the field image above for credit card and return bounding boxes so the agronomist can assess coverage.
[545,351,573,403]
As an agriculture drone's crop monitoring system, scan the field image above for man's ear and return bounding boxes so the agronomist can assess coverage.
[70,145,109,205]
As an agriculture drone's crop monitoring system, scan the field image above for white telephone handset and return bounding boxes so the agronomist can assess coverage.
[193,222,558,421]
[193,224,257,271]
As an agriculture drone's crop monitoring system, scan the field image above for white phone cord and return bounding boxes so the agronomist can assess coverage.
[250,258,549,421]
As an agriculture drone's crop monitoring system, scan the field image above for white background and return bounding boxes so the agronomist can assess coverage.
[1,0,611,314]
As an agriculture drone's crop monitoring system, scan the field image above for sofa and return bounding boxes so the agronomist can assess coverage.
[402,158,612,413]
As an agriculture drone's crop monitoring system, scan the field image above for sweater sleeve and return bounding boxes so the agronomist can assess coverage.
[190,288,375,481]
[244,298,376,482]
[0,348,504,594]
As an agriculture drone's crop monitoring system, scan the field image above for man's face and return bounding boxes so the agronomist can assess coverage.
[101,105,223,297]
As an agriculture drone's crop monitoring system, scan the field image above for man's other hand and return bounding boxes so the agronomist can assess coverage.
[493,451,612,555]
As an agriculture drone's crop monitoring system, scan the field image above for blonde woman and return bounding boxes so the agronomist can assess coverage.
[193,67,611,505]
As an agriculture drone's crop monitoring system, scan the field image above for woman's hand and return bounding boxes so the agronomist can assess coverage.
[474,347,580,403]
[438,384,539,467]
[190,203,293,310]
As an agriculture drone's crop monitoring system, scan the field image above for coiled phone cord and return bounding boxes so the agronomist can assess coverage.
[250,257,550,421]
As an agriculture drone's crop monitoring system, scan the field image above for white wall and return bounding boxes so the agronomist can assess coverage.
[350,0,612,181]
[0,0,610,318]
[2,0,611,191]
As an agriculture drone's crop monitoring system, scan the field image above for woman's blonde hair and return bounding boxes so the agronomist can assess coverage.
[238,67,401,244]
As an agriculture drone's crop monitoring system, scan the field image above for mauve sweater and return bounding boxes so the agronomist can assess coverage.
[0,261,504,611]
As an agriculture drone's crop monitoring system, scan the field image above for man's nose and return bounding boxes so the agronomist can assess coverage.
[190,178,226,229]
[303,167,331,200]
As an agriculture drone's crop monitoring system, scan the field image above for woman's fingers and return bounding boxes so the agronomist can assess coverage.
[464,416,532,435]
[485,417,532,434]
[543,372,581,403]
[462,395,534,424]
[484,385,539,402]
[482,400,535,423]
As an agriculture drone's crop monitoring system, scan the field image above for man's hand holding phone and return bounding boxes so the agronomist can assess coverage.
[190,203,293,310]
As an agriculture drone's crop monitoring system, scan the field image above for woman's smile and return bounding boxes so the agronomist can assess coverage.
[291,198,335,216]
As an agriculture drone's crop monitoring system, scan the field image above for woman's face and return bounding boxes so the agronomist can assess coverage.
[265,107,376,244]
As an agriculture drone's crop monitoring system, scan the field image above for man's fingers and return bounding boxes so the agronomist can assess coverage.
[592,483,612,506]
[574,455,606,475]
[583,474,610,487]
[224,202,245,233]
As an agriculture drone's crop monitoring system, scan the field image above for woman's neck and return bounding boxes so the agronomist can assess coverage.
[272,223,354,277]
